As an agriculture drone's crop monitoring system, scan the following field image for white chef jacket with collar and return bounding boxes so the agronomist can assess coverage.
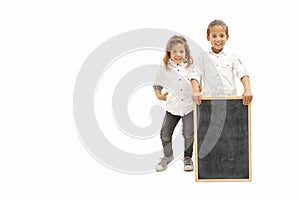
[153,60,200,116]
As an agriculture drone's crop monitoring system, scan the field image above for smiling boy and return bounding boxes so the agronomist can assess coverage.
[192,20,253,105]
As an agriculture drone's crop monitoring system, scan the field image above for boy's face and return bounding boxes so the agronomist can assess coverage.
[170,43,186,64]
[207,25,229,54]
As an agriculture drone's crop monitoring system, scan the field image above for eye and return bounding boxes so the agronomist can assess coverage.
[180,50,185,54]
[220,34,225,38]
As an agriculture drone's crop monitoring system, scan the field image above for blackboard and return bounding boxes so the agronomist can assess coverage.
[194,97,251,182]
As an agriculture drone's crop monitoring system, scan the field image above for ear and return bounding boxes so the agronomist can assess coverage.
[226,35,229,40]
[206,35,210,41]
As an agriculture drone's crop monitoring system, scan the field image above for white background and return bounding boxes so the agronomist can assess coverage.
[1,0,299,199]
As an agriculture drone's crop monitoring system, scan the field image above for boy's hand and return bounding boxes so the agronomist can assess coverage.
[191,79,202,105]
[241,76,253,105]
[242,90,253,105]
[192,90,202,105]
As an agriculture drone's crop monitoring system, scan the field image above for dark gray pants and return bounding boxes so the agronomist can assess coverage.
[160,111,194,158]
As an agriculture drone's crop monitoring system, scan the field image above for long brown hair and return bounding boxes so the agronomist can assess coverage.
[163,35,193,69]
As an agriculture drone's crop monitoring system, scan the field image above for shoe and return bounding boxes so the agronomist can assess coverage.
[183,157,194,172]
[155,156,174,172]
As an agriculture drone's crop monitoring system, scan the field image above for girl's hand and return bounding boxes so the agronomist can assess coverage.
[242,90,253,105]
[158,92,168,101]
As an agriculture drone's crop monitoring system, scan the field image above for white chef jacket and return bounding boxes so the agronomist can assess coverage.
[197,48,249,96]
[153,60,200,116]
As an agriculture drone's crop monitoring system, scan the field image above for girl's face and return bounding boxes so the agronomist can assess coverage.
[170,43,186,64]
[207,25,229,54]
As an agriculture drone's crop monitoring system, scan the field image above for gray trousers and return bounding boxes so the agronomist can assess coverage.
[160,111,194,158]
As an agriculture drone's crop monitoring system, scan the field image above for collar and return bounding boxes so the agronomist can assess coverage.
[168,59,186,67]
[208,47,229,56]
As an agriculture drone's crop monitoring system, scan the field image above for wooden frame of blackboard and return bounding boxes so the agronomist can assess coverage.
[194,96,252,182]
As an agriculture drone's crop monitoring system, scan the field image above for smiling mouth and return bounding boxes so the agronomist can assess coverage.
[174,57,182,61]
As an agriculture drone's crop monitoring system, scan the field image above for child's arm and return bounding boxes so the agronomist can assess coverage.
[191,79,202,105]
[189,64,202,105]
[154,89,168,101]
[241,76,253,105]
[232,54,253,105]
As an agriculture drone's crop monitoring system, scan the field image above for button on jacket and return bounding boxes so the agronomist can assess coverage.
[197,48,249,96]
[153,60,200,116]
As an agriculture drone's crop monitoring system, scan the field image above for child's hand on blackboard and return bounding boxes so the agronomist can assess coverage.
[192,90,202,105]
[241,76,252,105]
[242,90,253,105]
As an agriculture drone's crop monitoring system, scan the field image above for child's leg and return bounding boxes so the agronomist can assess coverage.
[182,111,194,158]
[160,111,181,157]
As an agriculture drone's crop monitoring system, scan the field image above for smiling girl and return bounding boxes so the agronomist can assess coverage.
[153,35,200,172]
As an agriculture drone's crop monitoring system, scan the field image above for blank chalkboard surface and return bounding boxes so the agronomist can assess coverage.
[194,97,251,182]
